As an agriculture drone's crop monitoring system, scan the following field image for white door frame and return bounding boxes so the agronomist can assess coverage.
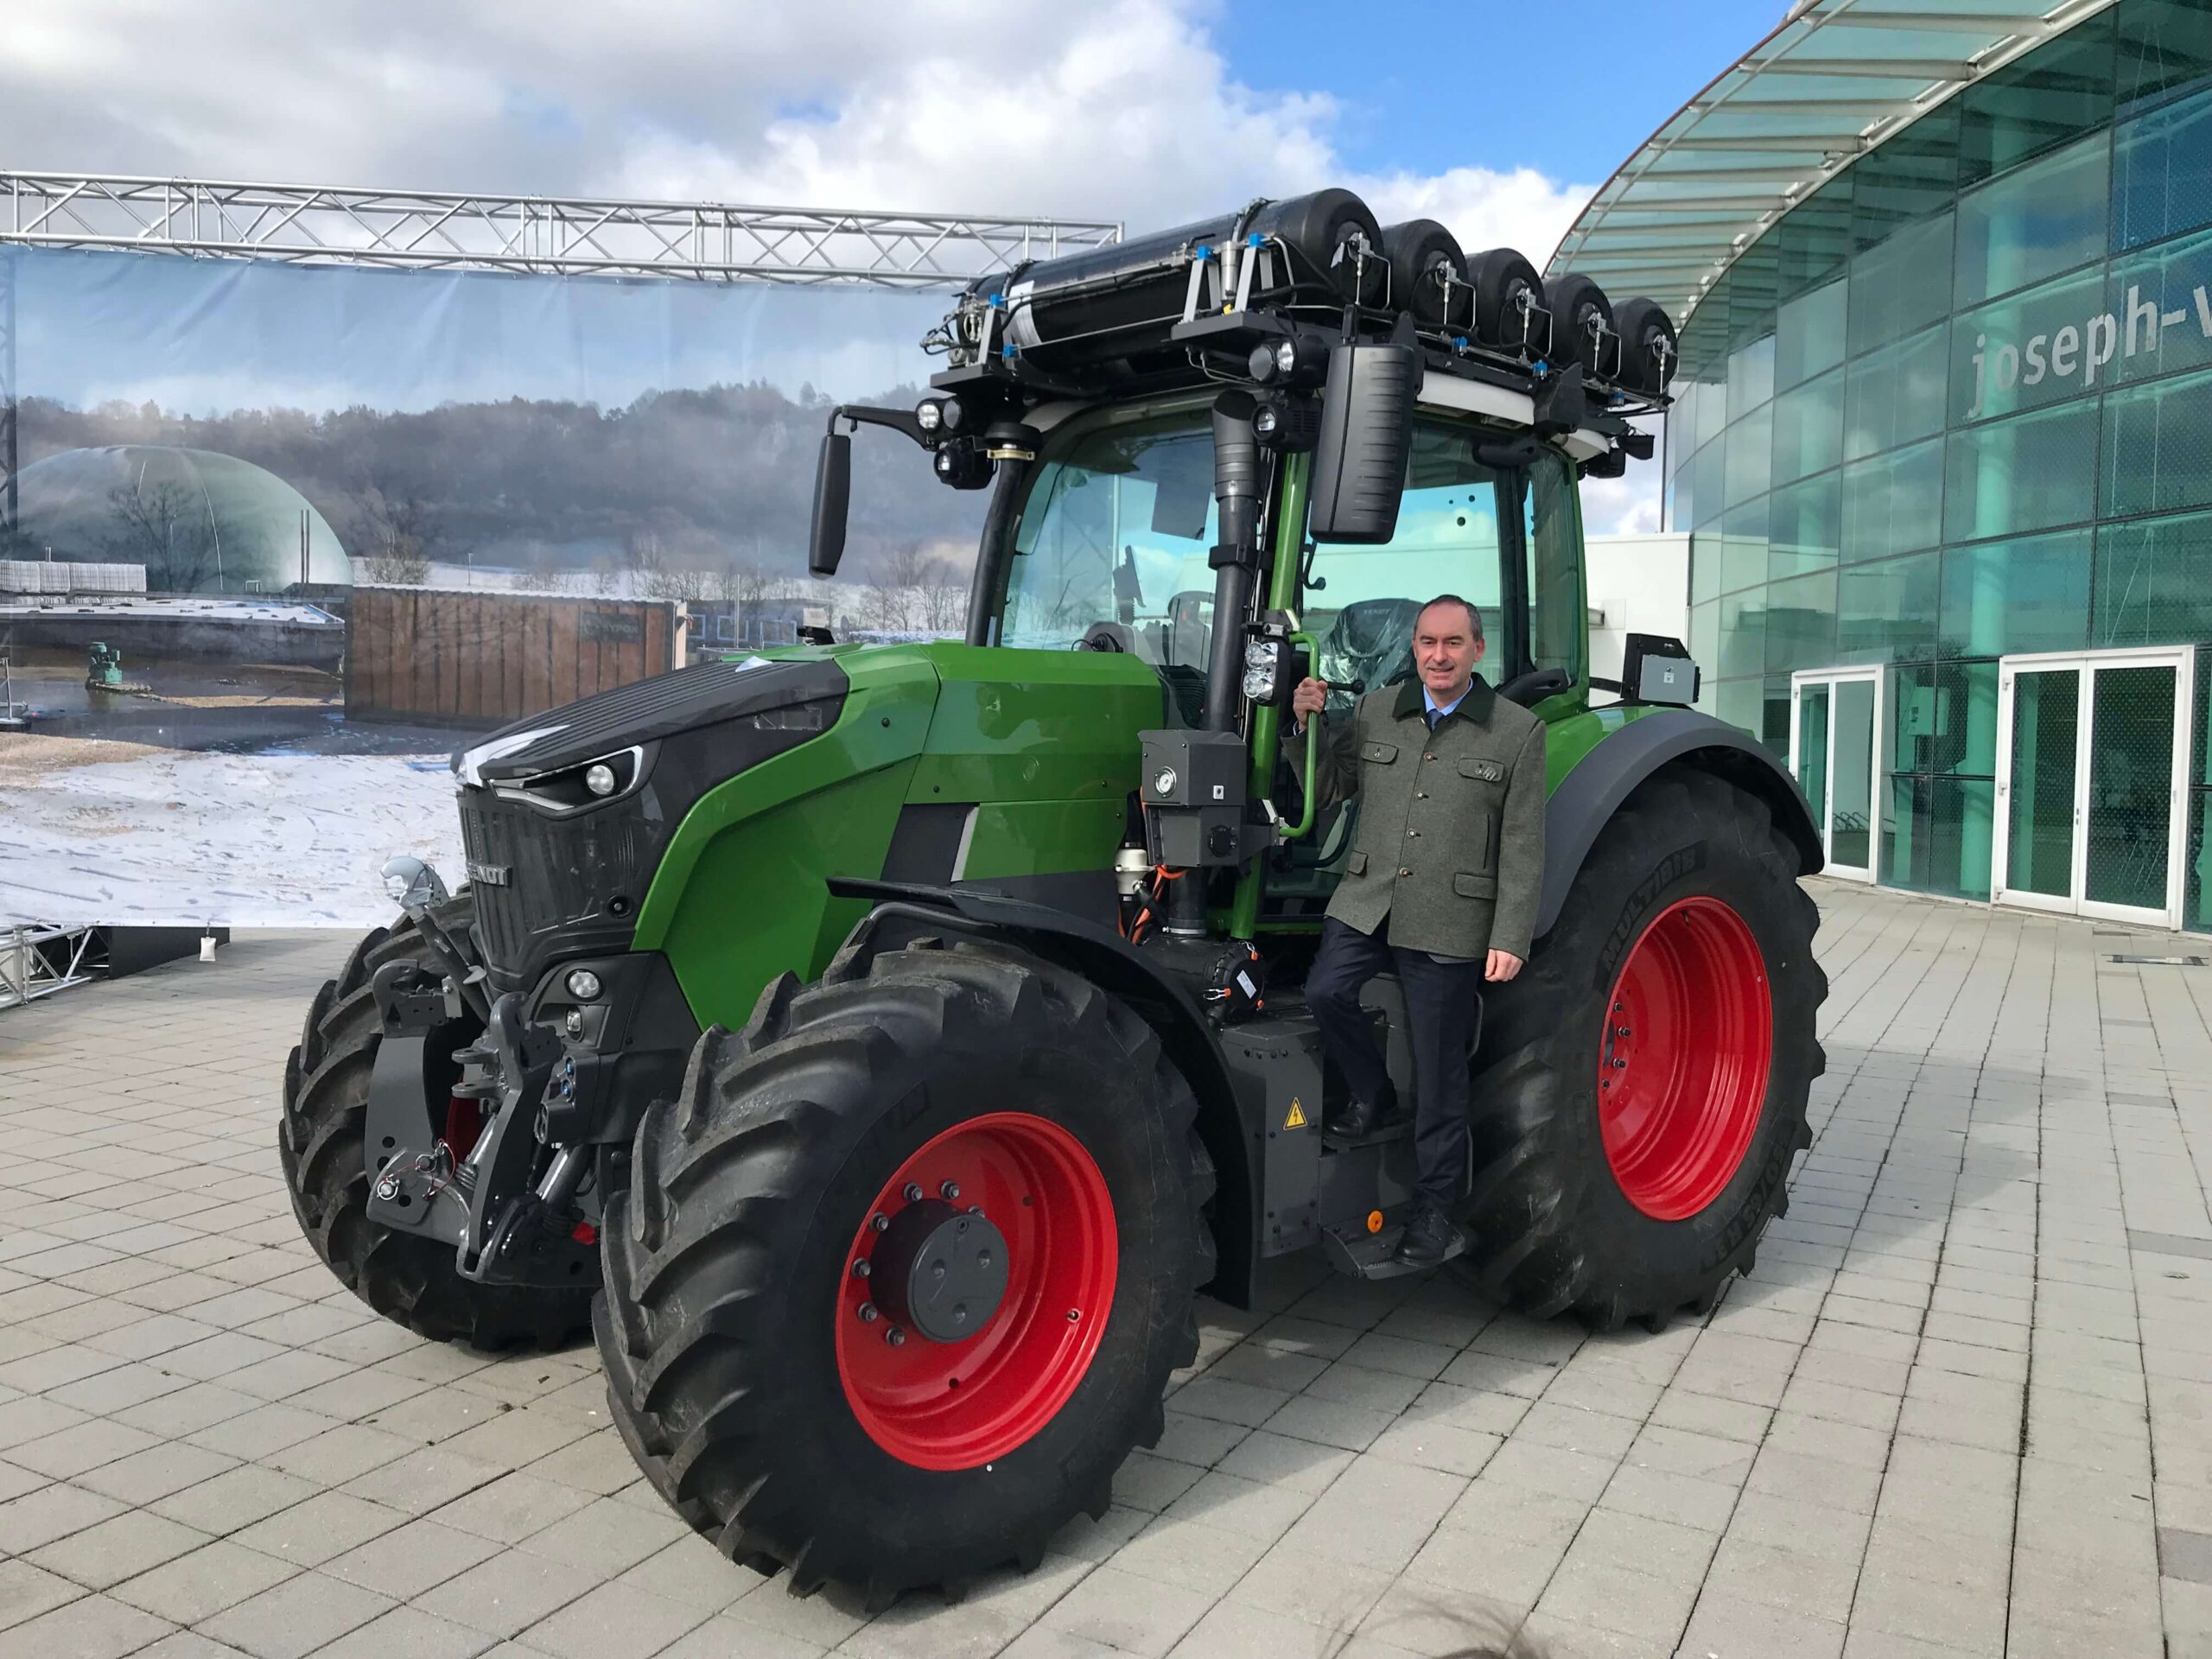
[1992,646,2194,931]
[1789,665,1884,883]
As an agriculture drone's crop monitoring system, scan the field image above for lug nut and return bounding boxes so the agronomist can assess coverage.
[903,1183,924,1203]
[1066,1308,1081,1323]
[1612,1058,1628,1070]
[852,1259,870,1279]
[886,1327,906,1347]
[857,1302,879,1323]
[941,1180,961,1200]
[871,1214,889,1233]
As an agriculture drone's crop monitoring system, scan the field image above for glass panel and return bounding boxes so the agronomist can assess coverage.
[1689,601,1720,680]
[1715,677,1764,738]
[2084,664,2178,911]
[1889,775,1998,900]
[1776,282,1847,391]
[2119,0,2212,111]
[1692,371,1728,453]
[1885,772,1918,891]
[2094,511,2212,646]
[2190,789,2212,931]
[1958,11,2115,189]
[1718,589,1768,682]
[1837,550,1939,665]
[1764,569,1839,677]
[1940,531,2092,658]
[1719,500,1769,595]
[1778,182,1855,304]
[1297,422,1507,671]
[1770,475,1840,581]
[1771,370,1844,486]
[1797,684,1831,831]
[1762,677,1793,762]
[1848,213,1955,356]
[1852,111,1961,255]
[1832,677,1877,871]
[1727,334,1777,416]
[1007,410,1222,658]
[1690,532,1720,606]
[1840,438,1945,563]
[2101,363,2212,519]
[1724,404,1772,509]
[2104,226,2212,386]
[1942,401,2101,543]
[1846,323,1948,461]
[1951,264,2107,424]
[2116,82,2212,249]
[1894,660,1999,777]
[1954,132,2110,308]
[1692,437,1727,531]
[2006,666,2081,898]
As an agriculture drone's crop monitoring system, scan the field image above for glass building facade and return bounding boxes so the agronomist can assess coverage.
[1669,0,2212,931]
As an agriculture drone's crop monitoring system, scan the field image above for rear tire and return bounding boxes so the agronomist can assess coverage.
[1465,766,1823,1331]
[595,939,1212,1601]
[278,907,594,1350]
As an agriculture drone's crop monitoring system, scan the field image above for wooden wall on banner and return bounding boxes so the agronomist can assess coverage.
[345,588,685,725]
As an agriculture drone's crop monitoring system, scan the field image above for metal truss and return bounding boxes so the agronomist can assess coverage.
[0,173,1122,289]
[0,924,106,1013]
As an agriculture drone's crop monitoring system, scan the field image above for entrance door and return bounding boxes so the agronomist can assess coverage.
[1993,648,2193,929]
[1790,668,1882,882]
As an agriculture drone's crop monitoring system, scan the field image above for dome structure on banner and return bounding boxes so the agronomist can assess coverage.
[11,445,352,594]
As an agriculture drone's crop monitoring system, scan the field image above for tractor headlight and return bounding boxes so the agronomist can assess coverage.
[1243,639,1281,702]
[494,746,644,815]
[1151,766,1178,799]
[565,969,603,1001]
[584,763,618,797]
[916,398,944,433]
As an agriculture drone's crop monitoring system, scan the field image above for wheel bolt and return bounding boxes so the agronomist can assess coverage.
[871,1214,889,1233]
[852,1258,870,1278]
[1067,1308,1081,1323]
[1615,1026,1630,1037]
[886,1327,906,1347]
[903,1182,924,1203]
[858,1301,879,1323]
[941,1180,961,1200]
[1612,1058,1627,1070]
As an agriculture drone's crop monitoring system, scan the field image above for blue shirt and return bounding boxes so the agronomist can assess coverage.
[1423,684,1470,722]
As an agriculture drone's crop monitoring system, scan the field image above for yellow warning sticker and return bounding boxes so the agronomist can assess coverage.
[1284,1098,1307,1130]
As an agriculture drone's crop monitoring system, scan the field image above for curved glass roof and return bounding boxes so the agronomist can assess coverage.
[1548,0,2116,322]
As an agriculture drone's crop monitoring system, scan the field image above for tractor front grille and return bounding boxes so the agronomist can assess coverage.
[457,785,653,991]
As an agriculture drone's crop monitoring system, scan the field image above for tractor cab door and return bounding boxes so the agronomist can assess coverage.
[1262,422,1587,918]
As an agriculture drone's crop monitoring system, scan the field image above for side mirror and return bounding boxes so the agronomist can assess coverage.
[808,429,852,579]
[1308,340,1419,543]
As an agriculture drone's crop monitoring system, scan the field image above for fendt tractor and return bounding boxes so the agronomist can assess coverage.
[280,189,1826,1602]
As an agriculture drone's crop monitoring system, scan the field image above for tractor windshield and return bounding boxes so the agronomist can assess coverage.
[1001,409,1217,668]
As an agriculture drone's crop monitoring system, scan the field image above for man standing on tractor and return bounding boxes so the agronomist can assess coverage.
[1290,594,1546,1267]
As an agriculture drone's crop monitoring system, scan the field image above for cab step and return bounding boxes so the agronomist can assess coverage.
[1320,1222,1467,1281]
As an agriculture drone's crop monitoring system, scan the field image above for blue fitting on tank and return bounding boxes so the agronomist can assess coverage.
[1247,232,1264,246]
[1001,344,1018,359]
[987,292,1006,308]
[1192,244,1211,260]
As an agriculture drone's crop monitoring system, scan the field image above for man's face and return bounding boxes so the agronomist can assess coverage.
[1414,604,1484,702]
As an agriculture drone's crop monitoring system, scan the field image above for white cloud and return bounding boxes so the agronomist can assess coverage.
[1,0,1591,266]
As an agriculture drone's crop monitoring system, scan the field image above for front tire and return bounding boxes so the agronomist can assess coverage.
[595,939,1212,1602]
[278,908,594,1350]
[1465,765,1824,1331]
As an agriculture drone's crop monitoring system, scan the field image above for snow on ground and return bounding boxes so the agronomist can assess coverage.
[1,746,465,927]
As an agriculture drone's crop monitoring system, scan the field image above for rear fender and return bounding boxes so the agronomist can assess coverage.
[1539,710,1821,942]
[825,878,1260,1309]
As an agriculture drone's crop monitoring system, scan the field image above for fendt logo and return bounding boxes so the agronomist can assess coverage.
[1968,280,2212,416]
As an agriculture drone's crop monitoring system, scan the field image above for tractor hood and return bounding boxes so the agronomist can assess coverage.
[454,654,850,787]
[449,652,852,993]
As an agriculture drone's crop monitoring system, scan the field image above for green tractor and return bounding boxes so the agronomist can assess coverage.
[279,189,1823,1603]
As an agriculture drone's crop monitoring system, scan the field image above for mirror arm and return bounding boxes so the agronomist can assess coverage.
[827,404,932,448]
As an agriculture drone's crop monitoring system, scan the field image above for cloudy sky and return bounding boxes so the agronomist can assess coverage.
[3,0,1786,531]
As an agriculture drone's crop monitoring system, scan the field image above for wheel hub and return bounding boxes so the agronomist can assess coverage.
[1597,895,1774,1222]
[868,1199,1010,1344]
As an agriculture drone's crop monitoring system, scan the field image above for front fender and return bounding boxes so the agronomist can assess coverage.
[1538,709,1821,941]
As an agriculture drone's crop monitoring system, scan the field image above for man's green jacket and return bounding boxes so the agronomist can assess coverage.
[1288,675,1546,961]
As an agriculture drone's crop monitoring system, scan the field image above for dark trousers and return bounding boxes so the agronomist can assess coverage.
[1305,914,1484,1212]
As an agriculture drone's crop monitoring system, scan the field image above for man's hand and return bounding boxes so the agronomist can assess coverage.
[1485,950,1523,983]
[1290,677,1328,730]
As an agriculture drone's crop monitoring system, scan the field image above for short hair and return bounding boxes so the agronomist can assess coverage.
[1416,594,1484,642]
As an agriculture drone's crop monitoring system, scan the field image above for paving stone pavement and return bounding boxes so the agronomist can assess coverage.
[3,880,2212,1658]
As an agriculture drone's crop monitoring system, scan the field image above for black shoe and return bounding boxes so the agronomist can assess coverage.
[1330,1089,1404,1140]
[1395,1205,1463,1267]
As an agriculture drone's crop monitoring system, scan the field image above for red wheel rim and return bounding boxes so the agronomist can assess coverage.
[834,1112,1116,1471]
[1598,896,1773,1221]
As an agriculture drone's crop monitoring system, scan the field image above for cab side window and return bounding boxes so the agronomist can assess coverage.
[1302,423,1504,717]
